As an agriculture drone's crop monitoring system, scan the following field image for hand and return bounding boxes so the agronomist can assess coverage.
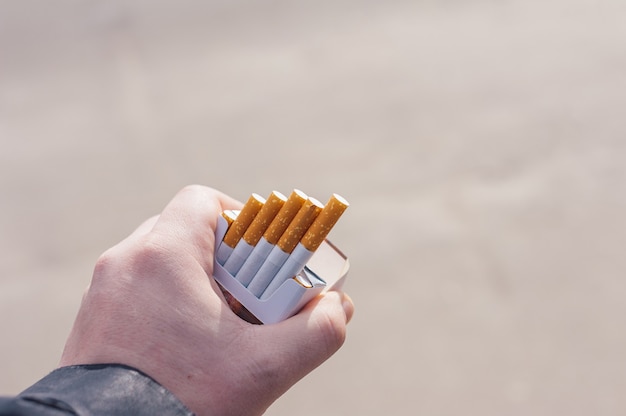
[59,185,354,416]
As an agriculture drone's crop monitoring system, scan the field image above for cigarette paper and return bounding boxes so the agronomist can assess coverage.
[246,197,323,297]
[216,239,235,265]
[215,211,238,264]
[217,193,265,265]
[223,191,286,275]
[245,244,290,296]
[235,190,307,283]
[261,194,349,299]
[222,240,255,276]
[260,242,314,299]
[235,237,273,286]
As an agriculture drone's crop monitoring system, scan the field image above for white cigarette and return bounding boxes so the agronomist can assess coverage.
[216,243,234,265]
[260,242,314,299]
[235,237,273,286]
[223,240,255,275]
[246,245,289,297]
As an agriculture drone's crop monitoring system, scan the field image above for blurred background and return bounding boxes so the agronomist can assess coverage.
[1,0,626,414]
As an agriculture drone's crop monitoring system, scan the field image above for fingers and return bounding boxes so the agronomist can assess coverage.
[128,215,160,239]
[143,185,241,263]
[100,185,242,276]
[254,291,354,387]
[288,291,353,358]
[152,185,242,238]
[338,292,355,324]
[114,186,241,251]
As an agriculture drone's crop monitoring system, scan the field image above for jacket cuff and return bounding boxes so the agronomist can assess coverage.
[18,364,194,416]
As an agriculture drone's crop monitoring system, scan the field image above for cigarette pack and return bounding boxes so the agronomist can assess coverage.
[213,214,350,324]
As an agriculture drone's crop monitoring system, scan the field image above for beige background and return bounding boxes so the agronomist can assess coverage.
[2,0,626,415]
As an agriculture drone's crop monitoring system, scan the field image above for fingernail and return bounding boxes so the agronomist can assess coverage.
[342,293,354,323]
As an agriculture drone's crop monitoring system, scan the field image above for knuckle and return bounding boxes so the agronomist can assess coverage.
[92,247,121,281]
[92,235,176,285]
[179,184,207,198]
[127,235,176,271]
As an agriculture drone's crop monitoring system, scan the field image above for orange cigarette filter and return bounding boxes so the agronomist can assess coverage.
[241,191,287,246]
[301,193,349,252]
[221,210,238,228]
[277,197,323,253]
[263,189,308,245]
[222,193,265,248]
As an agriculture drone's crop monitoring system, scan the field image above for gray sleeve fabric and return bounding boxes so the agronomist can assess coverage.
[0,364,194,415]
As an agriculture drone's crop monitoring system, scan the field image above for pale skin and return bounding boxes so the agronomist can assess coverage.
[59,185,354,416]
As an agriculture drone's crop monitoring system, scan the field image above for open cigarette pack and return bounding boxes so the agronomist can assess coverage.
[212,190,350,324]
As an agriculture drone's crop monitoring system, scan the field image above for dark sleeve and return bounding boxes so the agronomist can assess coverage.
[0,364,194,416]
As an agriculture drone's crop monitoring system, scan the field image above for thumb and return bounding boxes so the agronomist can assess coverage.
[258,291,354,384]
[236,291,354,415]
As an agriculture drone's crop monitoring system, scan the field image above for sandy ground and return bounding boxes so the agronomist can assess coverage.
[2,0,626,414]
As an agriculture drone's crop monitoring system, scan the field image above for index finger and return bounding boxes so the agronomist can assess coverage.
[151,185,242,249]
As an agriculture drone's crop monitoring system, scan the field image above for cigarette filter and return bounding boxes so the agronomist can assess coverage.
[223,191,286,275]
[242,191,287,246]
[277,197,323,253]
[221,210,238,228]
[246,197,323,297]
[216,193,265,265]
[261,194,349,299]
[300,194,349,252]
[263,189,308,244]
[235,190,307,284]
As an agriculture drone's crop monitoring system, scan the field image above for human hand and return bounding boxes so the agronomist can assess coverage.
[59,185,354,416]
